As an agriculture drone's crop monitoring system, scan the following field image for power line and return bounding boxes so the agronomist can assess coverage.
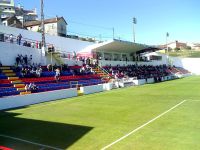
[45,14,113,31]
[68,20,113,30]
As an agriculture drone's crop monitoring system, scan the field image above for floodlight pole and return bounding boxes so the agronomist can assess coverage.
[40,0,46,65]
[133,17,136,43]
[166,32,169,65]
[41,0,46,48]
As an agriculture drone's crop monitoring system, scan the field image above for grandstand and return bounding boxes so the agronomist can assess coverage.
[0,24,195,108]
[0,24,199,149]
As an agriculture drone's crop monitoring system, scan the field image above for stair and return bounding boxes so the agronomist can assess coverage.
[0,67,27,96]
[92,67,111,82]
[14,84,25,88]
[0,66,10,70]
[20,91,31,95]
[8,77,19,80]
[17,87,26,91]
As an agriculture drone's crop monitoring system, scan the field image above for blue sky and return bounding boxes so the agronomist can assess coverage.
[15,0,200,45]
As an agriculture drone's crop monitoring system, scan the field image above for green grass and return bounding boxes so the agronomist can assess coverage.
[1,76,200,150]
[160,50,200,58]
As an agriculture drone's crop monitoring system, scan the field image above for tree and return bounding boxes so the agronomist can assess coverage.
[174,47,180,52]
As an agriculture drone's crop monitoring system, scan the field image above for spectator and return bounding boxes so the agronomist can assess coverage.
[73,51,77,59]
[9,34,14,43]
[36,67,42,77]
[31,42,35,48]
[47,64,52,71]
[21,68,26,77]
[29,83,38,92]
[23,41,28,46]
[23,55,28,65]
[25,84,29,92]
[17,34,22,45]
[55,68,61,82]
[29,55,32,65]
[16,55,20,66]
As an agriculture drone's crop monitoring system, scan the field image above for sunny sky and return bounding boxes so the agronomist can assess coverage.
[15,0,200,45]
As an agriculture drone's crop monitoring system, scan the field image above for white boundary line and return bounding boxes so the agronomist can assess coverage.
[189,100,200,102]
[0,134,63,150]
[101,100,187,150]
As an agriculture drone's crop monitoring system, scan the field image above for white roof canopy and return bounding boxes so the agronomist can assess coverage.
[79,39,158,54]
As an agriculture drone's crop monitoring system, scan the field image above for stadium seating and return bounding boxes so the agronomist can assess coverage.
[0,64,190,98]
[0,65,104,97]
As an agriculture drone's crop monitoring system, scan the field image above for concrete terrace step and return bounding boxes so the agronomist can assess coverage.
[17,87,25,91]
[2,70,13,73]
[0,66,10,70]
[8,77,19,80]
[14,84,25,88]
[20,91,31,95]
[11,80,23,84]
[4,73,16,76]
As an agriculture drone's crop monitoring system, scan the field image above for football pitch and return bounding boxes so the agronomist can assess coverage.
[0,76,200,150]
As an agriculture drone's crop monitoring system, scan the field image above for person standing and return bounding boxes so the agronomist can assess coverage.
[9,34,14,43]
[17,34,22,45]
[55,68,61,82]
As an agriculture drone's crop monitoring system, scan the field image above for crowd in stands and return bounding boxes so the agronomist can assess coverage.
[104,64,170,82]
[15,54,33,66]
[13,61,95,81]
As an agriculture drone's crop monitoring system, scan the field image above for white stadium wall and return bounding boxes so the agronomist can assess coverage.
[0,25,94,53]
[169,57,200,75]
[0,88,78,110]
[0,41,43,66]
[145,52,200,75]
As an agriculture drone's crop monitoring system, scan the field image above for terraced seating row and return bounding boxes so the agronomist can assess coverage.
[0,74,7,79]
[40,71,73,77]
[0,65,104,97]
[20,75,101,84]
[35,83,71,92]
[0,87,20,97]
[176,67,190,74]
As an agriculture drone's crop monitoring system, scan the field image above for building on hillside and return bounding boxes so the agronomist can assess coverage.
[168,41,187,50]
[0,0,38,27]
[24,17,67,37]
[187,43,200,50]
[0,0,15,19]
[15,4,37,24]
[1,15,23,28]
[159,40,188,51]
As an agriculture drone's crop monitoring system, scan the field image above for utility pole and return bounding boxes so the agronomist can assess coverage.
[41,0,46,48]
[112,27,115,40]
[133,17,137,43]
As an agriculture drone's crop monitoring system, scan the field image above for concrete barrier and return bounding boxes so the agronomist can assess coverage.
[80,84,103,94]
[103,83,113,91]
[132,79,146,85]
[0,88,77,110]
[147,78,154,84]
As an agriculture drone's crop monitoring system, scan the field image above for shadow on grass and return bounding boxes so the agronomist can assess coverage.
[0,112,93,149]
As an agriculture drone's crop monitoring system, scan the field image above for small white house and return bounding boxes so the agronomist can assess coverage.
[24,17,67,37]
